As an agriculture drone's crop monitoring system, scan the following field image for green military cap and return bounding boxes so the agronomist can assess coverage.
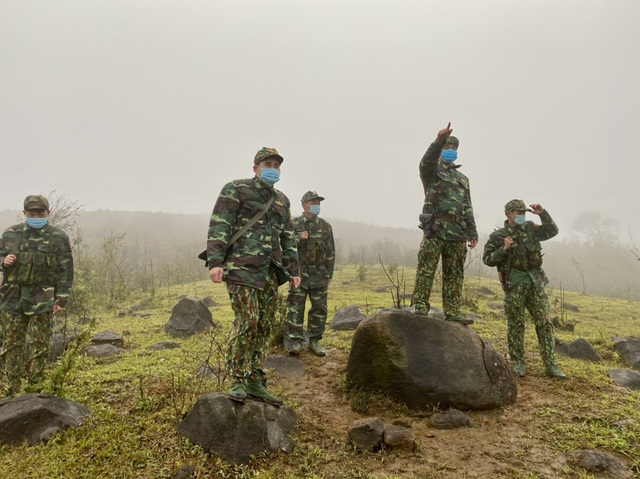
[23,195,49,210]
[301,191,325,203]
[254,147,284,165]
[444,136,459,148]
[504,199,533,212]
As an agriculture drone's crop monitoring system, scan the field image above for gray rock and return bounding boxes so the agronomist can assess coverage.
[612,337,640,370]
[487,302,504,311]
[91,331,124,346]
[383,424,416,452]
[84,344,125,358]
[329,305,367,331]
[165,297,213,338]
[565,449,633,479]
[0,394,91,446]
[347,417,384,451]
[149,341,182,351]
[173,465,195,479]
[346,308,517,411]
[265,355,306,380]
[429,409,473,429]
[608,369,640,391]
[177,393,296,464]
[201,296,216,308]
[477,286,495,295]
[557,338,600,362]
[48,331,79,362]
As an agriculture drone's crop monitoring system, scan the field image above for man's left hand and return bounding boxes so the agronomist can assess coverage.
[53,305,63,314]
[530,204,544,215]
[468,239,478,249]
[291,276,301,288]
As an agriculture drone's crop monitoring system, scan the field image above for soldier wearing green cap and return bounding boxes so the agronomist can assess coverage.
[0,195,74,398]
[482,199,567,379]
[411,122,478,324]
[207,147,301,405]
[285,191,335,357]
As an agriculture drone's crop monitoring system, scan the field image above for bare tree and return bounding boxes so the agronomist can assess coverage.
[46,190,83,237]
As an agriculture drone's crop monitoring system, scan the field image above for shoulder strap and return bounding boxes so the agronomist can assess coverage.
[198,194,277,265]
[227,193,276,247]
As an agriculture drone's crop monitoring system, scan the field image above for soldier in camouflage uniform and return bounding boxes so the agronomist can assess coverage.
[482,199,566,379]
[0,195,74,398]
[207,147,301,405]
[286,191,335,357]
[411,122,478,324]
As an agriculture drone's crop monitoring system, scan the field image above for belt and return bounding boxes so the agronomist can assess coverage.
[434,213,463,222]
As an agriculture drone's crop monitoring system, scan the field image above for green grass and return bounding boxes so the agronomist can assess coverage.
[2,265,639,478]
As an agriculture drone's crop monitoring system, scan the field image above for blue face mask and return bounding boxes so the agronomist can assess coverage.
[260,168,280,185]
[441,149,458,163]
[26,218,48,229]
[514,215,526,225]
[309,205,321,216]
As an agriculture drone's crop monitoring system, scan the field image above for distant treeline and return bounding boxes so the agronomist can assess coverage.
[0,209,637,301]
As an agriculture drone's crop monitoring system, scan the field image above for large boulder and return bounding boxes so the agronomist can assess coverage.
[177,393,296,464]
[165,297,214,338]
[612,337,640,370]
[0,394,91,446]
[347,308,517,411]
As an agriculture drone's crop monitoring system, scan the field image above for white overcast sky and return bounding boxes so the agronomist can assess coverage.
[1,0,638,240]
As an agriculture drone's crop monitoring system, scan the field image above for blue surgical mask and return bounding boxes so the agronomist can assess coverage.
[441,149,458,163]
[309,205,321,216]
[260,168,280,185]
[26,218,48,229]
[514,215,526,225]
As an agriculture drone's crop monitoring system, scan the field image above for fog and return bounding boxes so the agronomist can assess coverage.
[1,1,639,241]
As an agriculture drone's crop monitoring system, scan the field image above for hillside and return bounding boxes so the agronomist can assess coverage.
[1,266,639,478]
[1,208,639,300]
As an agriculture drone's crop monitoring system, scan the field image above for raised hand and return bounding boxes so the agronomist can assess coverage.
[436,122,453,143]
[530,204,544,215]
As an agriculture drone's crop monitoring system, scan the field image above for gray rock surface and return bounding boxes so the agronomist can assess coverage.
[347,308,517,411]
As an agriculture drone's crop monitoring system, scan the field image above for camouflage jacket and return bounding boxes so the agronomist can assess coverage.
[420,141,478,241]
[207,176,300,290]
[0,223,74,314]
[292,214,335,289]
[482,210,558,275]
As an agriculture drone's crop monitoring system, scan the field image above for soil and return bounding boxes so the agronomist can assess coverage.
[270,345,592,479]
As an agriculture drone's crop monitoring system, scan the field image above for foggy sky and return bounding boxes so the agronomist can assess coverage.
[2,0,639,241]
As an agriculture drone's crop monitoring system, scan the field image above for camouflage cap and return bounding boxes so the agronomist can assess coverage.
[254,147,284,165]
[301,191,325,203]
[23,195,49,210]
[504,199,533,213]
[444,136,459,148]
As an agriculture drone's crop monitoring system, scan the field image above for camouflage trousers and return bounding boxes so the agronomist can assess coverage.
[1,311,54,396]
[286,286,328,342]
[504,282,557,367]
[225,270,278,383]
[412,236,467,317]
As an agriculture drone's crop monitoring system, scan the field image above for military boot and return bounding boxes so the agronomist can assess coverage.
[228,381,247,402]
[545,365,568,379]
[246,380,283,406]
[513,363,526,377]
[289,341,304,356]
[309,340,326,357]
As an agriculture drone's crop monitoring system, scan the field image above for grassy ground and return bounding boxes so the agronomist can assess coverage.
[1,265,639,478]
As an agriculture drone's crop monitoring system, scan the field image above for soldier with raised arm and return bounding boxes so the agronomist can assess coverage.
[411,122,478,324]
[482,199,566,379]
